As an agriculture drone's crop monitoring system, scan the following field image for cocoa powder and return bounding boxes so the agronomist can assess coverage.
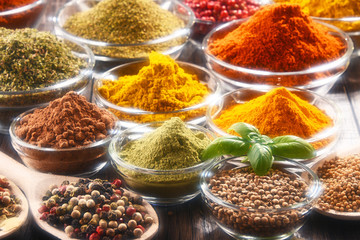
[15,92,117,148]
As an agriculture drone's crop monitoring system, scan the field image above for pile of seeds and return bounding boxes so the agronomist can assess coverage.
[317,154,360,212]
[207,167,310,237]
[0,177,22,221]
[38,178,154,239]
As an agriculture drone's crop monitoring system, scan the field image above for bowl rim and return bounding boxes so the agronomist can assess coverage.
[9,106,121,152]
[109,121,218,175]
[200,156,322,213]
[0,0,47,16]
[93,60,222,115]
[202,18,354,76]
[54,0,195,47]
[206,85,341,146]
[0,36,95,96]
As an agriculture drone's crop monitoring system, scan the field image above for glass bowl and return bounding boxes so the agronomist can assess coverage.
[0,0,47,29]
[93,60,221,129]
[0,38,94,135]
[9,107,119,176]
[109,121,217,205]
[200,157,322,239]
[182,0,271,43]
[206,86,341,164]
[54,0,194,62]
[312,16,360,57]
[203,19,353,94]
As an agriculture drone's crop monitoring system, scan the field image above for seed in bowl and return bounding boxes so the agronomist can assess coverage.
[38,178,154,239]
[208,167,310,237]
[184,0,260,22]
[317,153,360,212]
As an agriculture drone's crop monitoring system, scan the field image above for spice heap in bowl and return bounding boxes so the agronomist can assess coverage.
[183,0,267,41]
[0,28,94,134]
[94,52,220,129]
[38,178,158,239]
[200,157,322,239]
[203,3,353,94]
[10,92,119,175]
[109,117,217,205]
[55,0,194,61]
[0,0,47,29]
[207,86,340,163]
[274,0,360,55]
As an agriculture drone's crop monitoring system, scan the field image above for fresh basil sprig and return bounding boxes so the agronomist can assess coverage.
[201,122,316,175]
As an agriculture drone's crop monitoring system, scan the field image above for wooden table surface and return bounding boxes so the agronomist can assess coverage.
[2,1,360,239]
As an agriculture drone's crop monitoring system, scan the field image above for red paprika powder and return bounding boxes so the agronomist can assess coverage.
[208,4,347,86]
[0,0,46,29]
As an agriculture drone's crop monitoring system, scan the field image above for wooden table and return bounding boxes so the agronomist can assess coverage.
[2,1,360,239]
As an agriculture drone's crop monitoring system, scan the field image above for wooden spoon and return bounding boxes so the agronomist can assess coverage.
[311,141,360,220]
[0,175,29,239]
[0,151,159,239]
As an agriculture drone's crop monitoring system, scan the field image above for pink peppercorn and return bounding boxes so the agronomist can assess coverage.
[184,0,260,22]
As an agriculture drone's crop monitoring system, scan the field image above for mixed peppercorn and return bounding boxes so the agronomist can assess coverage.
[38,178,154,240]
[183,0,261,22]
[0,177,22,222]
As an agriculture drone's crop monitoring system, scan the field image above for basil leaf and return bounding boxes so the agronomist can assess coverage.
[259,135,273,145]
[270,135,315,159]
[248,143,273,176]
[229,122,261,142]
[201,136,250,160]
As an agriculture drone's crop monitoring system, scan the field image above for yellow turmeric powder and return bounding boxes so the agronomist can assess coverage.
[214,87,333,139]
[98,52,210,123]
[274,0,360,32]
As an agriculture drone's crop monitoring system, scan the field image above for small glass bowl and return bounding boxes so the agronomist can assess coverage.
[200,157,322,240]
[183,0,271,42]
[203,19,353,94]
[9,108,119,176]
[109,121,217,205]
[206,86,341,164]
[312,16,360,57]
[0,38,94,134]
[0,0,47,29]
[54,0,194,62]
[93,60,221,129]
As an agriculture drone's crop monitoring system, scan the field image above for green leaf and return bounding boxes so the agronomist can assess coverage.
[248,143,273,176]
[270,135,316,159]
[201,136,250,160]
[229,122,261,142]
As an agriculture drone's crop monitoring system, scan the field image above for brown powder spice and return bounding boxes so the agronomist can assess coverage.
[15,91,117,148]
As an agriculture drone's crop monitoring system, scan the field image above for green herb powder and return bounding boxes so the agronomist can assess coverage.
[0,28,86,92]
[120,117,211,170]
[63,0,186,58]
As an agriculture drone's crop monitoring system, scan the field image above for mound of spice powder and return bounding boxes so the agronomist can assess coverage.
[120,117,210,170]
[208,4,345,72]
[274,0,360,32]
[0,28,86,92]
[63,0,185,58]
[98,52,210,122]
[214,87,332,139]
[15,92,117,148]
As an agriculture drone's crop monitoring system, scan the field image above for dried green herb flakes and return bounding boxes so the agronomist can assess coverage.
[0,28,86,92]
